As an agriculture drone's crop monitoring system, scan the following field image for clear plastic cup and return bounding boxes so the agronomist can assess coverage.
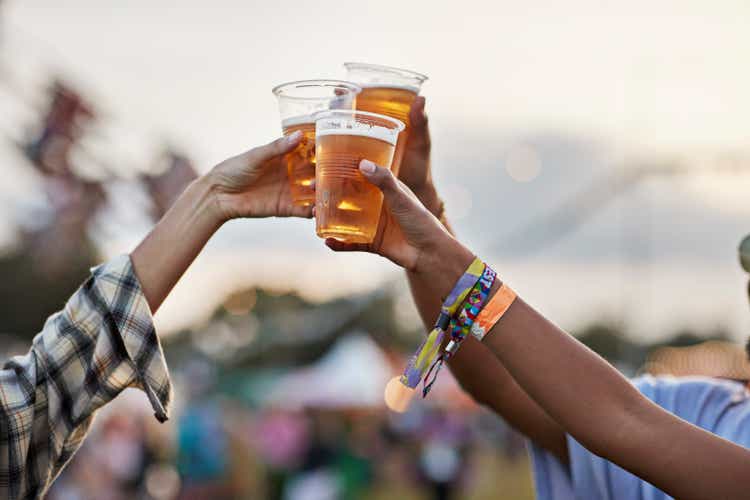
[314,109,405,243]
[272,80,361,206]
[343,63,428,177]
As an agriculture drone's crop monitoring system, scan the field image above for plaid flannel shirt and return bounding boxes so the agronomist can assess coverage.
[0,255,172,499]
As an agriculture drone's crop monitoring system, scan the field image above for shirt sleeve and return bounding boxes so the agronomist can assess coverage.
[0,255,172,499]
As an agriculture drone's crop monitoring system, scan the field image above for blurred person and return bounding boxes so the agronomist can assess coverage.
[364,441,425,500]
[0,131,312,499]
[93,414,149,495]
[324,97,750,500]
[416,409,470,500]
[26,81,95,176]
[176,360,232,499]
[49,411,153,500]
[282,409,345,500]
[253,408,310,500]
[336,414,379,500]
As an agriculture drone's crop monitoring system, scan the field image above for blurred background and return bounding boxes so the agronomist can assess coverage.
[1,1,749,499]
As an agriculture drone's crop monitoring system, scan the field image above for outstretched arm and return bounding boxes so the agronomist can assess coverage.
[133,132,310,312]
[405,224,567,462]
[480,295,750,500]
[330,161,750,500]
[0,133,309,499]
[392,98,567,462]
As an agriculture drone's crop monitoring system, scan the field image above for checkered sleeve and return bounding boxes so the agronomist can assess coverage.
[0,255,172,499]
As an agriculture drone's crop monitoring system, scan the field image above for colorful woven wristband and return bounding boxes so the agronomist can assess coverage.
[446,265,497,356]
[470,282,517,342]
[397,257,485,390]
[421,265,497,395]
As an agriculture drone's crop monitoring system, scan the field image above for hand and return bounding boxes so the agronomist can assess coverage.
[208,132,313,221]
[324,160,472,276]
[399,97,442,216]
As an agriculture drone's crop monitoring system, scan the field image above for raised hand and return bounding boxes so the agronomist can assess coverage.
[209,131,313,221]
[398,97,442,217]
[325,160,470,274]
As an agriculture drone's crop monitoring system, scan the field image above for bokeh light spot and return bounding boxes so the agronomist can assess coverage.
[505,144,542,182]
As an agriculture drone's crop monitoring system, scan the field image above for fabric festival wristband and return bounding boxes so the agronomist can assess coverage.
[397,257,485,392]
[470,282,517,342]
[421,264,497,396]
[446,264,497,356]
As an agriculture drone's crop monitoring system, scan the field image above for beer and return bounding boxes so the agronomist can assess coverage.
[281,116,316,206]
[354,85,417,177]
[315,110,405,243]
[344,64,428,177]
[272,80,361,206]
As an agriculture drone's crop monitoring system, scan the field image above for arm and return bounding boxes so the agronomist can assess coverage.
[331,161,750,500]
[132,132,310,312]
[0,133,308,499]
[396,98,567,461]
[479,295,750,499]
[404,205,567,462]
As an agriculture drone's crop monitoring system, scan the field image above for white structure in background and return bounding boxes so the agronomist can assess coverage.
[264,333,393,409]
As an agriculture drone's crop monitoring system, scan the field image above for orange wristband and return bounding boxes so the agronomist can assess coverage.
[470,282,516,341]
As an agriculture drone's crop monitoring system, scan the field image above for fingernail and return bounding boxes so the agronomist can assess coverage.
[287,130,302,143]
[359,159,376,174]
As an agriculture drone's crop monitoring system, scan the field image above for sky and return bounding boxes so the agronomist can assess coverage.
[1,0,749,342]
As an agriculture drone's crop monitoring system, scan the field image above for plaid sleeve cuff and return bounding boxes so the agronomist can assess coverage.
[89,255,172,422]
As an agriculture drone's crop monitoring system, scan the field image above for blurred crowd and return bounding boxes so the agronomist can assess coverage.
[46,388,532,500]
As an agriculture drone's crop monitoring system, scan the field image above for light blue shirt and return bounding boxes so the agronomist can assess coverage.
[530,376,750,500]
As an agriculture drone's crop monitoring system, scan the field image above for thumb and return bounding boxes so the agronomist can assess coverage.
[358,160,414,216]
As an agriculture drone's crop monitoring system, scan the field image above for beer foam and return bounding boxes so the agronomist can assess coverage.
[316,124,398,145]
[282,114,315,128]
[359,82,420,94]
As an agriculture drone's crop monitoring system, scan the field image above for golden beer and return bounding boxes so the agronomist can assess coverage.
[315,110,405,243]
[272,80,361,206]
[344,63,428,178]
[281,117,316,205]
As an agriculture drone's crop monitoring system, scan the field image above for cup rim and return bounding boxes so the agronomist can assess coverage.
[313,109,406,132]
[272,79,362,100]
[343,62,428,83]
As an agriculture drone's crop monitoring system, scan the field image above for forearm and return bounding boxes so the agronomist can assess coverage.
[417,238,750,496]
[405,189,566,460]
[482,297,644,455]
[408,197,650,453]
[405,184,455,328]
[407,262,567,461]
[131,174,223,313]
[481,289,750,498]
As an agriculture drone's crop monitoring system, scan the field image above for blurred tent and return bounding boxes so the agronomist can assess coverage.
[261,331,477,410]
[262,333,393,409]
